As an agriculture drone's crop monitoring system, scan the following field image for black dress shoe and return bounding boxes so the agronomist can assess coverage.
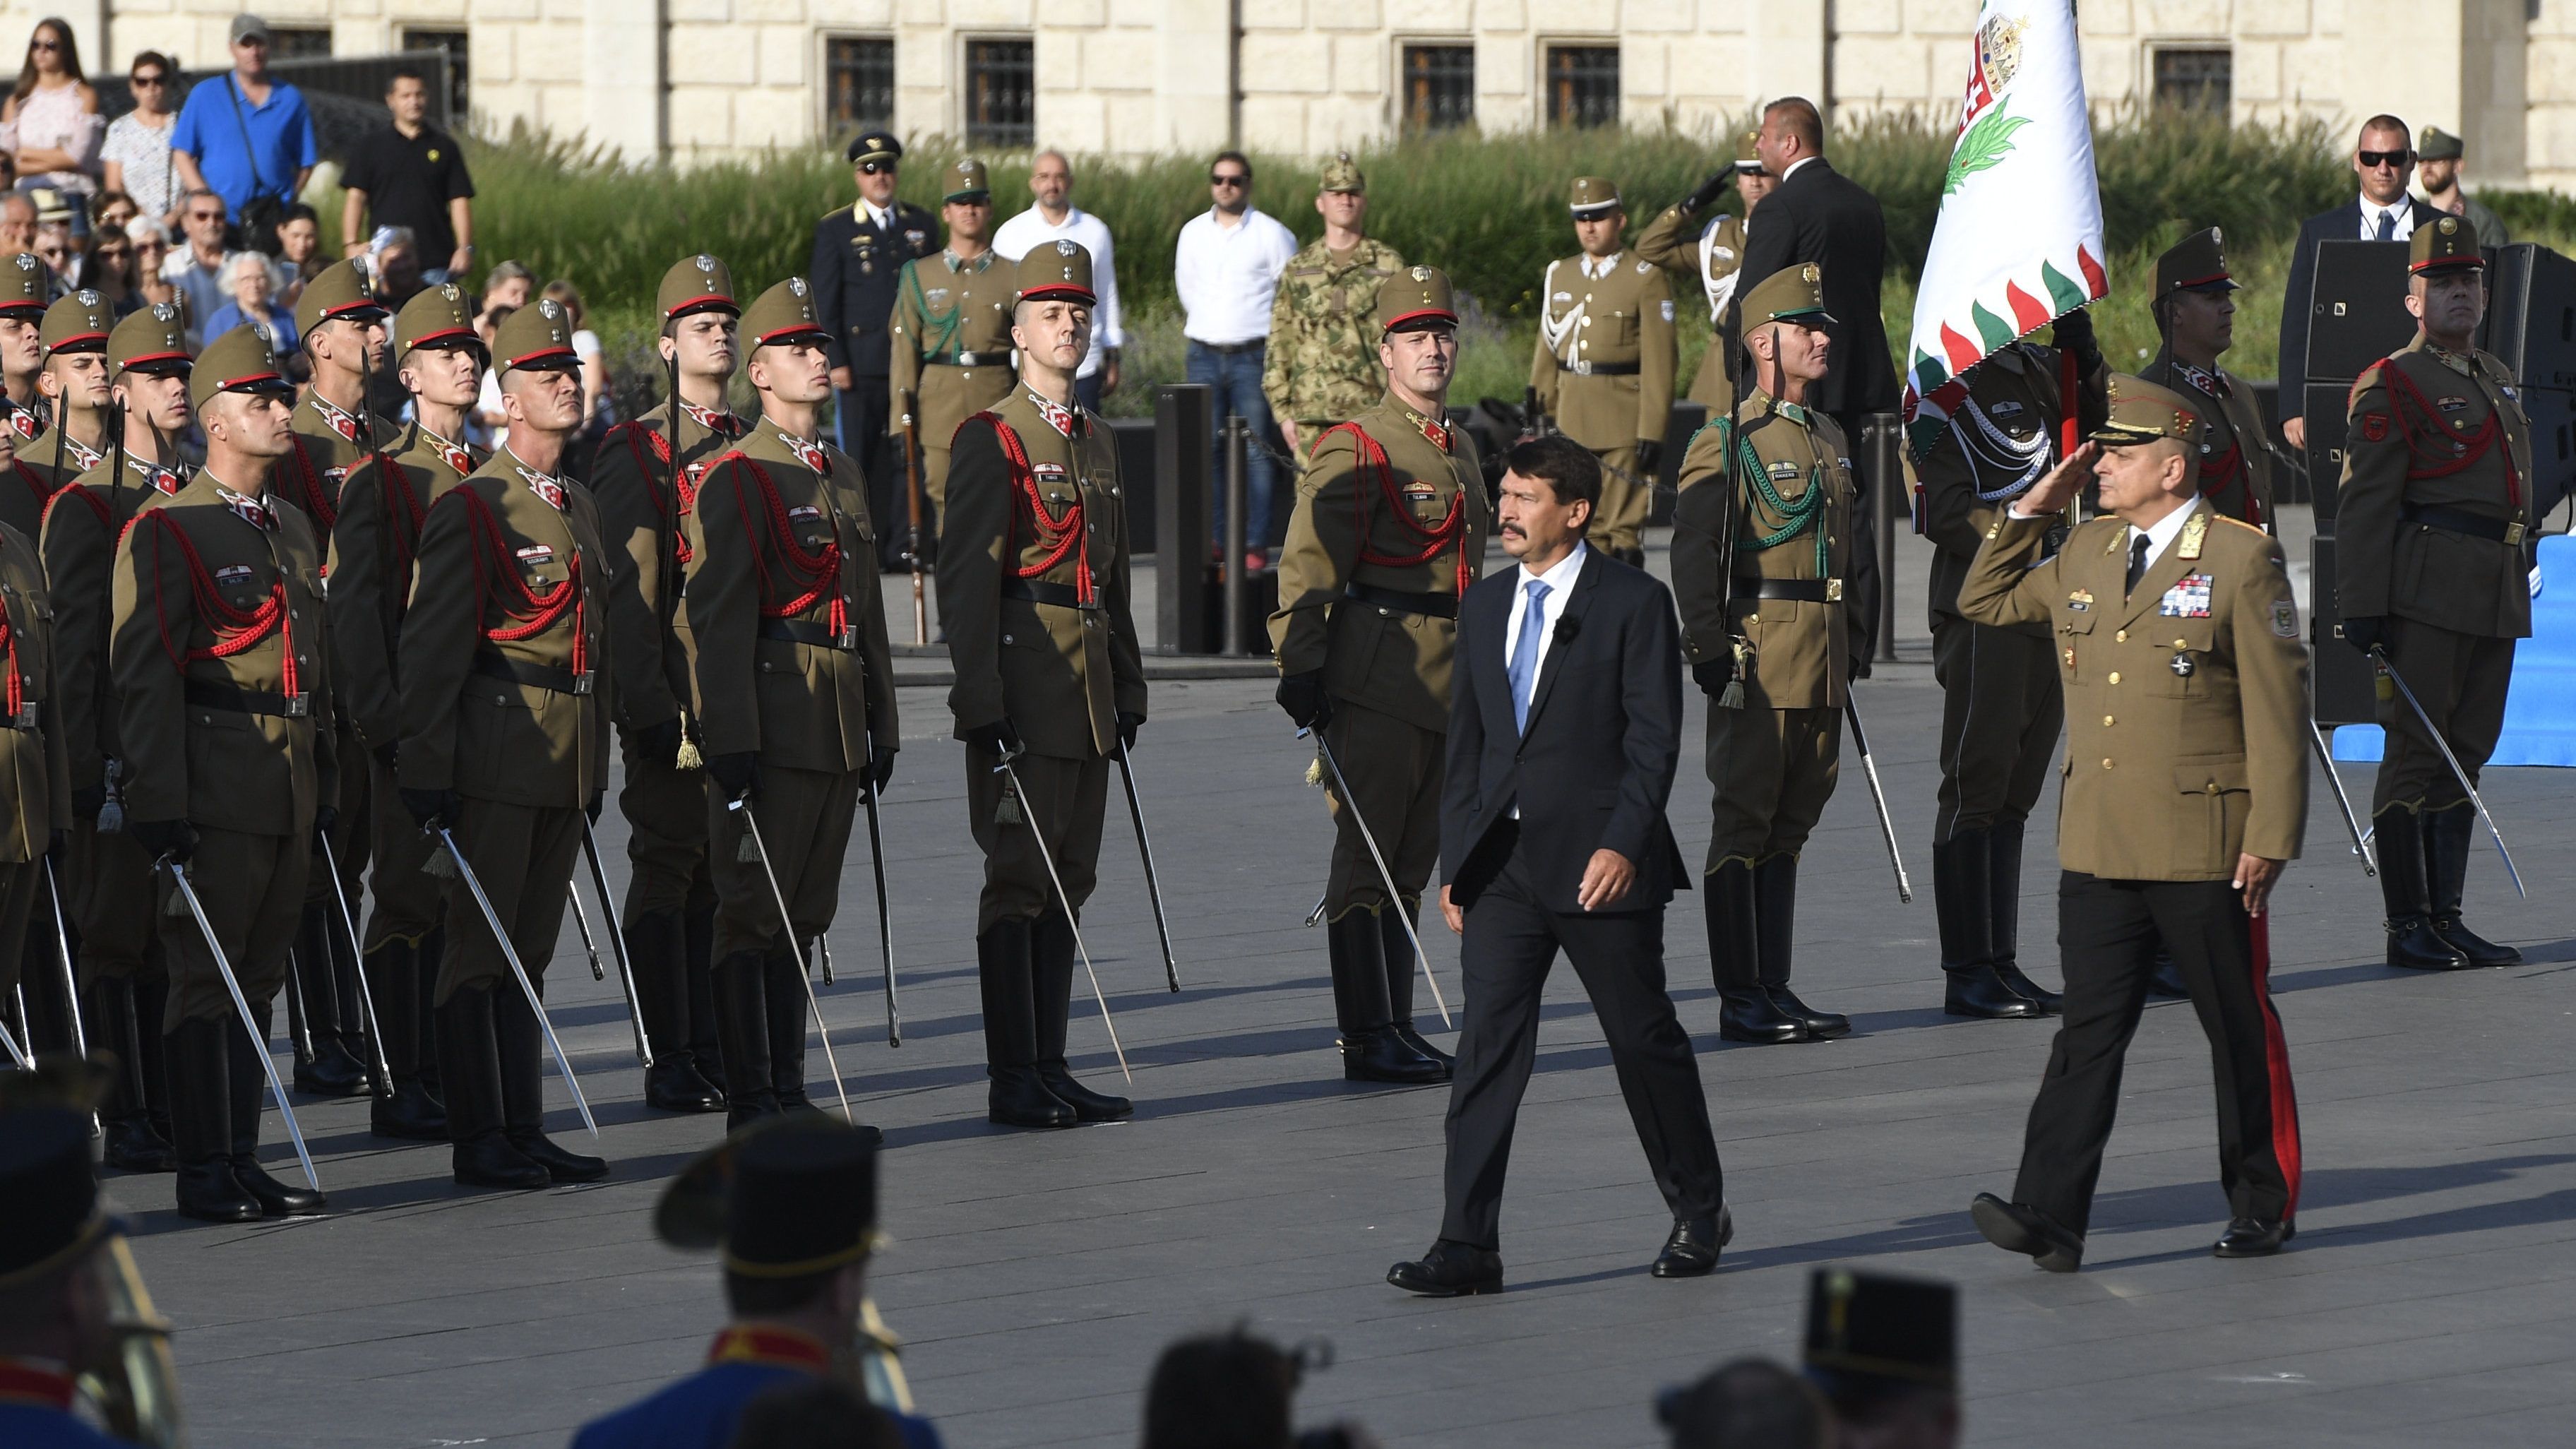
[989,1068,1078,1130]
[1717,990,1808,1044]
[453,1136,552,1190]
[1651,1208,1734,1278]
[1970,1192,2082,1272]
[644,1059,727,1114]
[2431,917,2521,968]
[1387,1239,1503,1296]
[1944,964,2046,1019]
[2212,1217,2294,1258]
[292,1039,371,1098]
[369,1080,450,1140]
[1390,1023,1455,1078]
[1037,1065,1134,1122]
[176,1161,261,1223]
[510,1132,609,1184]
[1991,960,2063,1014]
[232,1157,328,1217]
[1765,985,1850,1040]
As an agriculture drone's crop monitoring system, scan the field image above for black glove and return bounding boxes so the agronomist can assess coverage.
[1116,711,1145,752]
[2342,614,2386,656]
[866,746,897,799]
[313,804,338,842]
[1681,169,1731,215]
[635,715,684,766]
[71,784,103,823]
[1691,655,1735,696]
[965,718,1023,756]
[1633,439,1663,477]
[371,738,398,773]
[1275,671,1332,732]
[587,792,604,824]
[708,751,761,803]
[127,818,196,863]
[2051,307,2104,377]
[400,787,460,832]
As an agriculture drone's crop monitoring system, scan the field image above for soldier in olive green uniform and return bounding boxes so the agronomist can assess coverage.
[0,506,66,1051]
[326,282,489,1141]
[1261,153,1405,455]
[44,305,191,1174]
[398,302,652,1191]
[0,254,47,460]
[2337,217,2532,972]
[22,290,111,496]
[110,323,332,1224]
[688,278,897,1131]
[2138,229,2275,530]
[1961,376,2307,1269]
[1636,132,1770,417]
[940,242,1146,1131]
[1671,265,1867,1046]
[592,255,747,1116]
[1270,266,1486,1084]
[1912,314,2105,1020]
[1531,177,1676,565]
[889,160,1017,521]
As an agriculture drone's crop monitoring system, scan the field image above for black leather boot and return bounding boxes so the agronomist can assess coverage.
[684,900,725,1097]
[2423,804,2521,967]
[1033,908,1133,1120]
[980,917,1075,1128]
[289,905,367,1097]
[629,910,724,1112]
[2373,808,2469,970]
[1937,829,2040,1019]
[415,926,445,1104]
[1710,859,1804,1042]
[1753,854,1849,1039]
[712,950,781,1127]
[227,1008,326,1216]
[1330,908,1444,1083]
[364,941,448,1139]
[93,977,176,1171]
[435,984,549,1188]
[1986,820,2061,1011]
[763,948,819,1114]
[497,984,607,1182]
[169,1017,258,1222]
[1379,898,1453,1077]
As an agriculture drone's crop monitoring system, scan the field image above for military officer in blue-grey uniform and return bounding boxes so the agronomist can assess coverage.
[811,129,937,569]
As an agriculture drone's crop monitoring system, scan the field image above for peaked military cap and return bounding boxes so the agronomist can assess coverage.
[2411,214,2483,273]
[847,129,902,165]
[0,252,49,317]
[740,277,830,350]
[40,288,112,354]
[1741,262,1835,328]
[2090,373,2202,448]
[657,254,738,323]
[1320,151,1366,194]
[943,158,990,203]
[1569,175,1622,217]
[1015,241,1095,306]
[396,282,480,357]
[492,297,580,376]
[1733,130,1764,172]
[2154,227,2241,300]
[0,1107,108,1287]
[190,322,294,410]
[108,302,191,378]
[293,257,387,343]
[1376,264,1456,333]
[1803,1268,1957,1397]
[2418,125,2464,162]
[717,1119,882,1277]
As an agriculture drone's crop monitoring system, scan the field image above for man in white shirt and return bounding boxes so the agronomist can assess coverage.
[993,149,1123,413]
[1174,150,1299,570]
[2278,114,2443,450]
[161,189,237,347]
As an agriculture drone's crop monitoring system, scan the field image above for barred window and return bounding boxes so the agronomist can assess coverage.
[1546,45,1619,129]
[2152,48,2231,115]
[400,29,470,124]
[965,39,1034,150]
[826,37,895,139]
[1402,44,1474,134]
[268,27,333,61]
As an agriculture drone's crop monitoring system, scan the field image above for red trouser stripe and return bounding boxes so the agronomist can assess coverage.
[2249,913,2303,1217]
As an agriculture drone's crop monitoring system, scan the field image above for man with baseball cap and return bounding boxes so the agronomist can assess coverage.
[2416,126,2508,249]
[1530,176,1676,567]
[1270,266,1486,1084]
[1639,131,1775,417]
[811,130,936,564]
[888,159,1015,531]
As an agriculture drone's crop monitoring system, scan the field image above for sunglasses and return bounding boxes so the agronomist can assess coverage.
[2359,148,2413,169]
[131,73,167,87]
[857,160,895,175]
[29,38,57,52]
[1210,173,1248,188]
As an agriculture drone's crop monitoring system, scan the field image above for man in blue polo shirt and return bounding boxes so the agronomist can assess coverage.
[169,15,316,245]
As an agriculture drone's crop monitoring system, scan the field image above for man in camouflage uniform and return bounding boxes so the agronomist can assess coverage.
[2338,217,2531,972]
[1262,154,1405,458]
[1271,266,1485,1085]
[1531,177,1676,566]
[889,160,1016,527]
[2138,229,2275,530]
[1637,132,1772,417]
[1670,264,1868,1046]
[940,242,1146,1131]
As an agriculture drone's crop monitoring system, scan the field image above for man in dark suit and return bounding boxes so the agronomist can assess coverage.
[810,130,937,568]
[2277,114,2445,454]
[1386,435,1727,1296]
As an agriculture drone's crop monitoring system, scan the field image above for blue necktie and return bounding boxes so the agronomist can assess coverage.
[1510,579,1551,732]
[2373,208,2395,242]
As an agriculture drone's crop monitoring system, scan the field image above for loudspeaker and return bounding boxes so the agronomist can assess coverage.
[2308,532,2380,728]
[2520,383,2576,520]
[2304,240,2419,384]
[2476,243,2576,390]
[2301,382,2353,523]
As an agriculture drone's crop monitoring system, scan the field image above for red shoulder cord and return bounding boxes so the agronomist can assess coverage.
[2368,358,2522,508]
[709,449,846,633]
[280,436,337,532]
[140,511,294,696]
[372,458,427,576]
[611,420,698,566]
[42,477,109,532]
[0,578,22,720]
[448,486,585,676]
[1318,421,1469,596]
[971,412,1094,605]
[11,460,52,513]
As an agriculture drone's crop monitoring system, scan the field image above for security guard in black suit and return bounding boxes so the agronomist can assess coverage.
[811,130,937,571]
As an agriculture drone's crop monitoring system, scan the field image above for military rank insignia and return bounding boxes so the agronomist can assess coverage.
[2067,588,2092,612]
[2158,573,2213,619]
[2362,412,2390,442]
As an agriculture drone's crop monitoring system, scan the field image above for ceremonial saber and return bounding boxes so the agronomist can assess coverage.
[856,720,900,1046]
[993,750,1132,1081]
[41,859,83,1058]
[434,828,598,1136]
[1301,729,1453,1028]
[578,817,653,1066]
[2306,719,2376,876]
[1114,739,1180,992]
[566,882,605,982]
[724,797,858,1118]
[315,834,393,1084]
[161,859,320,1191]
[1842,698,1914,903]
[2369,648,2523,896]
[0,1010,28,1067]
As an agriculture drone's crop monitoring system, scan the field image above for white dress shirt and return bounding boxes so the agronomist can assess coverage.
[994,203,1125,378]
[856,198,895,233]
[1501,541,1590,813]
[1174,206,1299,345]
[2125,500,2198,579]
[2358,193,2419,242]
[1780,155,1822,184]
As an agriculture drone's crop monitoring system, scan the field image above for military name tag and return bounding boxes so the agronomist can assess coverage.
[324,467,347,488]
[516,544,554,566]
[788,505,821,522]
[2438,395,2469,412]
[1032,462,1068,485]
[1402,481,1439,502]
[2159,573,2213,618]
[1990,400,2024,417]
[215,564,254,586]
[2067,588,2092,612]
[1768,460,1801,480]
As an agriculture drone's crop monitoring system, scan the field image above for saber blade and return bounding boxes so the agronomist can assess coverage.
[857,730,901,1046]
[578,818,652,1067]
[2306,718,2377,876]
[316,835,392,1085]
[1842,698,1914,903]
[1114,740,1180,991]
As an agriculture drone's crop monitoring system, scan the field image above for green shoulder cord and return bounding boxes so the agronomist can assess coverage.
[900,260,967,358]
[1736,405,1831,578]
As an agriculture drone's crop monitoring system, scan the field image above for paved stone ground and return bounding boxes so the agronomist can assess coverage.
[108,517,2576,1448]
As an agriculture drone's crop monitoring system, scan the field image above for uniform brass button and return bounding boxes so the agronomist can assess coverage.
[2206,781,2220,794]
[2101,758,2114,769]
[1744,613,1760,626]
[2103,715,2114,727]
[2106,671,2121,684]
[1002,633,1013,644]
[2172,638,2187,648]
[2115,629,2127,642]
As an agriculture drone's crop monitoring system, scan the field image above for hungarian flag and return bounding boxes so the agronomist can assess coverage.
[1901,0,2107,458]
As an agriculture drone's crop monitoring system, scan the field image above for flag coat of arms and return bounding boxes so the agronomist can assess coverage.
[1902,0,2107,456]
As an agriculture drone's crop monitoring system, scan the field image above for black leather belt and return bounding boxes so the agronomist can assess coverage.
[1733,578,1844,603]
[1001,577,1093,609]
[472,651,593,697]
[1564,360,1640,376]
[929,351,1006,367]
[1345,581,1458,620]
[1193,339,1263,355]
[0,700,32,730]
[2403,502,2526,545]
[186,681,307,717]
[758,618,859,649]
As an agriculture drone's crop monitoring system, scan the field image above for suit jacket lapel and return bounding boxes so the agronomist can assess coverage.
[1518,551,1600,737]
[2118,500,2212,628]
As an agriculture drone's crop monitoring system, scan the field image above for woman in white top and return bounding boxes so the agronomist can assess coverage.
[1,20,100,197]
[101,50,179,228]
